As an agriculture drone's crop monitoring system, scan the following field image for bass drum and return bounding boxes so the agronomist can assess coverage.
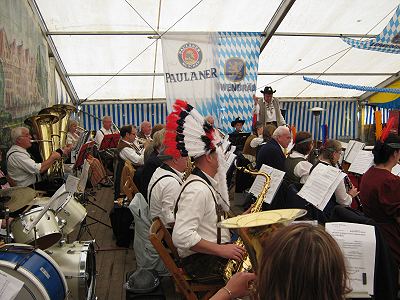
[46,241,96,300]
[0,243,67,300]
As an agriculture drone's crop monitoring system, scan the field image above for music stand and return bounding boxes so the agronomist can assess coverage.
[99,133,120,150]
[74,141,95,170]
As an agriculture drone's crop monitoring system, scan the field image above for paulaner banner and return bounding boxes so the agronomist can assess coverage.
[161,32,262,133]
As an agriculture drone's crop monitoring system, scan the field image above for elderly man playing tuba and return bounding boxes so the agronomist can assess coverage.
[6,127,70,190]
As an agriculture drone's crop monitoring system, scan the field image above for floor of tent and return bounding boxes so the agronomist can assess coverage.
[69,186,180,300]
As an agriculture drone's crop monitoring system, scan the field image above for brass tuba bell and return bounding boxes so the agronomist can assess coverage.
[24,114,63,182]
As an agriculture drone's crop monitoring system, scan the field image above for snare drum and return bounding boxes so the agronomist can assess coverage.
[0,243,67,300]
[11,207,62,250]
[55,194,87,234]
[46,241,96,300]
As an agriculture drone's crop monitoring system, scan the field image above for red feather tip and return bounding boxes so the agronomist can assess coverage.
[166,113,179,130]
[174,99,189,111]
[380,116,396,142]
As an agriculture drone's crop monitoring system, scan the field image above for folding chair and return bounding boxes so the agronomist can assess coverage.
[149,217,223,300]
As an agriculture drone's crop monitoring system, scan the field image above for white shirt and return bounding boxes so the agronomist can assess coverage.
[250,136,263,148]
[265,101,277,122]
[319,159,352,206]
[289,151,313,184]
[94,127,114,146]
[148,166,183,227]
[172,173,231,258]
[6,145,41,187]
[119,140,145,166]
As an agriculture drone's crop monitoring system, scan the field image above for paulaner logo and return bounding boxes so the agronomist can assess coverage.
[224,58,246,82]
[178,43,202,69]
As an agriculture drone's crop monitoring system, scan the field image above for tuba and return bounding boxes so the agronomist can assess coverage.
[222,166,271,282]
[24,114,64,182]
[39,106,66,150]
[52,104,76,148]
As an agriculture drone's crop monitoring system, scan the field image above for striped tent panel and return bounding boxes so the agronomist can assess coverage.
[55,70,72,105]
[81,102,167,131]
[281,100,358,140]
[363,105,390,124]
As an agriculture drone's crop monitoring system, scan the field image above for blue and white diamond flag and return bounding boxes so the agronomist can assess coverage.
[161,32,262,133]
[341,5,400,54]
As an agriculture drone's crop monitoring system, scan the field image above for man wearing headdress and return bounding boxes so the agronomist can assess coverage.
[167,100,245,282]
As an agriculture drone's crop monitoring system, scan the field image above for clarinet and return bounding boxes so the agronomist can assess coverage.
[338,164,363,211]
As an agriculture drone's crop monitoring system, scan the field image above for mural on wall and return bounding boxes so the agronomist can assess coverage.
[0,0,50,147]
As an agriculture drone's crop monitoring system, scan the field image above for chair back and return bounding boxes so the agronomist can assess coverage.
[149,217,197,300]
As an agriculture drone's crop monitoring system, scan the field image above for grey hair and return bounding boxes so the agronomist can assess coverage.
[102,116,111,121]
[272,126,290,138]
[11,127,28,144]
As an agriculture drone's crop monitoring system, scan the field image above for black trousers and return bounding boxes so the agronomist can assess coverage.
[181,253,227,283]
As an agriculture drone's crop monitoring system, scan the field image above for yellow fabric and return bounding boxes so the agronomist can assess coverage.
[369,80,400,104]
[375,110,382,140]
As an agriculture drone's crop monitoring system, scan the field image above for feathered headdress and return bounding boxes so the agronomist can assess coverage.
[164,99,219,159]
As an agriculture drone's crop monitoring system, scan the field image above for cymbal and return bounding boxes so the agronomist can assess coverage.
[217,209,307,229]
[0,187,37,212]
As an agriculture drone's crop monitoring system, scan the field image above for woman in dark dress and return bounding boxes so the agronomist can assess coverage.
[360,134,400,268]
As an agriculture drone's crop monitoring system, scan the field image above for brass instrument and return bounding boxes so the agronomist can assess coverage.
[39,106,66,150]
[52,104,76,148]
[183,157,194,181]
[219,208,307,281]
[24,114,63,182]
[222,166,271,282]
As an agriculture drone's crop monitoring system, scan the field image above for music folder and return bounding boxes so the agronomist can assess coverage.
[99,133,120,150]
[74,141,95,169]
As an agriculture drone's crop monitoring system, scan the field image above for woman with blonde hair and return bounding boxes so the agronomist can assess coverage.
[211,224,349,300]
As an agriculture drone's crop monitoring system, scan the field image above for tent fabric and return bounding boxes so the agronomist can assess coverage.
[33,0,400,101]
[369,79,400,108]
[281,100,357,140]
[82,100,358,139]
[81,102,167,130]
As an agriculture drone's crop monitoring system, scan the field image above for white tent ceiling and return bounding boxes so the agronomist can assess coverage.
[34,0,400,101]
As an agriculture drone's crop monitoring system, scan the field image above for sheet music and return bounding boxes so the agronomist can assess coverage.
[326,222,375,296]
[224,150,236,168]
[249,164,285,204]
[391,163,400,176]
[297,163,346,211]
[0,270,24,300]
[344,140,365,164]
[348,150,374,175]
[65,175,79,193]
[78,160,90,192]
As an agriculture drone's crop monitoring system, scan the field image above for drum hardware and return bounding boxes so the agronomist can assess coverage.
[0,196,12,243]
[75,192,111,249]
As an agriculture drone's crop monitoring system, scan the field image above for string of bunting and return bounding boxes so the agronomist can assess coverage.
[303,76,400,94]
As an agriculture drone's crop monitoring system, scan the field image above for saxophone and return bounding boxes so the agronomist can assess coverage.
[223,166,271,282]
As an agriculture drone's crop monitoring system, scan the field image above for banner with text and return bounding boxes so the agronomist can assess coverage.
[161,32,262,133]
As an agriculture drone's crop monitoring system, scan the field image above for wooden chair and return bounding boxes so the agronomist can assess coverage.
[149,217,223,300]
